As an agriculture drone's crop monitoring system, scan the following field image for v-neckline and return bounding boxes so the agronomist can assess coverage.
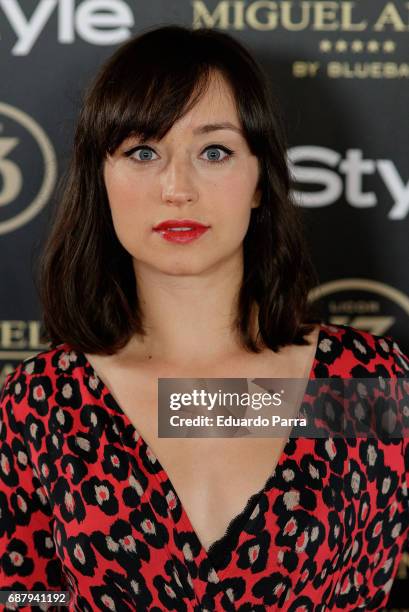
[73,323,323,578]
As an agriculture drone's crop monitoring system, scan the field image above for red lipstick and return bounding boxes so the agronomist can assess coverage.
[153,219,210,244]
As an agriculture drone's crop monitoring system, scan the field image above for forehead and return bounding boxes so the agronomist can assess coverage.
[171,73,240,133]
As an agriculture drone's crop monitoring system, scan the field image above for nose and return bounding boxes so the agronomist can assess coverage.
[161,155,198,206]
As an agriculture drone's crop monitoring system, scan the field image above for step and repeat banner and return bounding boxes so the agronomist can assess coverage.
[0,1,408,607]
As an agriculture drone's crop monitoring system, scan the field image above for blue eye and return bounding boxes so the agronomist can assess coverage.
[126,146,158,162]
[202,145,234,163]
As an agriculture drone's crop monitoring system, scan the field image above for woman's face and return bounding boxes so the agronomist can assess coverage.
[104,72,260,277]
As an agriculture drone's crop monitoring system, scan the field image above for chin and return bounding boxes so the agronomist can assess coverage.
[160,262,207,276]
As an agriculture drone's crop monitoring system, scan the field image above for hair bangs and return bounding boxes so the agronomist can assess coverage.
[87,40,215,158]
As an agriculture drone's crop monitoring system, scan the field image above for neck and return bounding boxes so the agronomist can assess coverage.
[126,256,257,368]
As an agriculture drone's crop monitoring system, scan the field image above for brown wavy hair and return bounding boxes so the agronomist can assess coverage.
[36,24,321,355]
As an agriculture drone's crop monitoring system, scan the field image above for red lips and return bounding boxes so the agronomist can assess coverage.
[153,219,209,230]
[152,219,210,244]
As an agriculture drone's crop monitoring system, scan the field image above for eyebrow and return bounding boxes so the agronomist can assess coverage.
[192,122,243,135]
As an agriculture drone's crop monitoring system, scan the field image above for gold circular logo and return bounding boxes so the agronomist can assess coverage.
[0,102,57,234]
[309,278,409,338]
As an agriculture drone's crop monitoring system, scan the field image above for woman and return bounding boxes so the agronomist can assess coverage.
[1,25,408,611]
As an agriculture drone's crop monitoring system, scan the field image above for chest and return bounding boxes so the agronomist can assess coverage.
[84,343,317,550]
[116,380,292,549]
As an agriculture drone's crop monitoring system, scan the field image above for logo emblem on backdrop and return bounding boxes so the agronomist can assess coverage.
[192,1,409,80]
[309,278,409,341]
[0,102,57,234]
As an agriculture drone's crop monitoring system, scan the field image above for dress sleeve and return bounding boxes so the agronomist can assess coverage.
[0,369,69,610]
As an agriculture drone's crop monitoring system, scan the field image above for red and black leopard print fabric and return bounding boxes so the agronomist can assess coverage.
[1,323,409,611]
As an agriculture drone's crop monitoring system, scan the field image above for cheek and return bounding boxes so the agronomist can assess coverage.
[105,172,145,224]
[104,175,148,254]
[212,161,258,207]
[106,173,135,211]
[214,182,255,228]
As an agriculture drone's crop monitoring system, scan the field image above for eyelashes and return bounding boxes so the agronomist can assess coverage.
[124,144,235,165]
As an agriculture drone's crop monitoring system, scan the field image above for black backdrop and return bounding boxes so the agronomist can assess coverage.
[1,1,408,607]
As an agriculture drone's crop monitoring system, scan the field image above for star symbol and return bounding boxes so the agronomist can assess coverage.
[367,40,380,53]
[351,40,364,53]
[320,39,332,53]
[383,40,396,53]
[335,40,348,52]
